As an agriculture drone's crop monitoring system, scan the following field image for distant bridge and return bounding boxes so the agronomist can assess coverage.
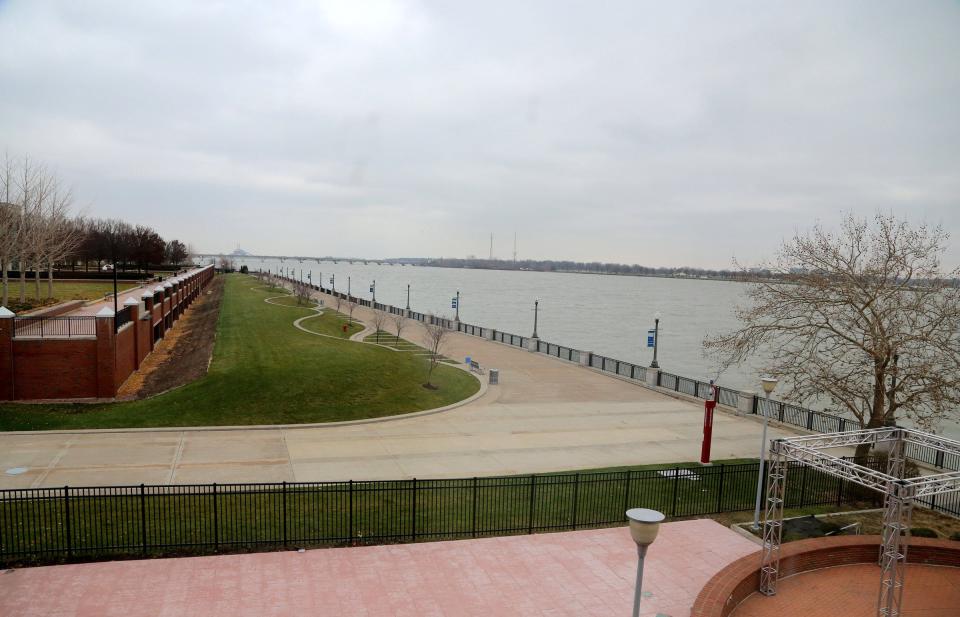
[192,254,420,267]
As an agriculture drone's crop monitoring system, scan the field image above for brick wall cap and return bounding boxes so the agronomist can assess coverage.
[162,282,172,288]
[153,287,164,294]
[123,297,139,306]
[141,292,152,299]
[0,306,13,318]
[96,307,115,317]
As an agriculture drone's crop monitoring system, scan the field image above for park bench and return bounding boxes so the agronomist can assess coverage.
[470,360,485,375]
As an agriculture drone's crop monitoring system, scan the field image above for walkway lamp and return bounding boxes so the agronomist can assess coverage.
[752,376,779,529]
[406,283,410,310]
[452,290,460,321]
[649,312,661,368]
[370,280,376,303]
[626,508,665,617]
[532,298,540,339]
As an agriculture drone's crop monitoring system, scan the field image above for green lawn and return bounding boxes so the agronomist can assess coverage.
[299,309,364,338]
[0,275,480,430]
[7,281,140,313]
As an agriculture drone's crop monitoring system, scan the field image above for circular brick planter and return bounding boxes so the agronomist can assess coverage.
[690,535,960,617]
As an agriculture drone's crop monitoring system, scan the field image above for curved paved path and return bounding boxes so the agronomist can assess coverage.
[0,278,801,488]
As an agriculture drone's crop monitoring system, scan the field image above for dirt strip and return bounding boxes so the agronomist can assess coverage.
[116,275,225,399]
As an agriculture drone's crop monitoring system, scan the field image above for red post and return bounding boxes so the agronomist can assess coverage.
[701,382,718,465]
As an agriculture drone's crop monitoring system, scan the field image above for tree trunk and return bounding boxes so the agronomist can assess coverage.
[1,256,8,307]
[18,265,25,303]
[33,262,41,300]
[47,265,54,299]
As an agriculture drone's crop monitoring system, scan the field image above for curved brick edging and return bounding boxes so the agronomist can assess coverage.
[690,535,960,617]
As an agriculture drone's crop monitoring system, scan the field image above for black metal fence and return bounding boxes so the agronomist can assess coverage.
[0,461,887,566]
[114,305,133,330]
[12,316,97,338]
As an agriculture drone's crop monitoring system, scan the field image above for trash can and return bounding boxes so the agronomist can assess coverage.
[489,369,499,385]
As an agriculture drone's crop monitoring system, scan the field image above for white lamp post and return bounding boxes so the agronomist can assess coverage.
[752,376,779,529]
[626,507,665,617]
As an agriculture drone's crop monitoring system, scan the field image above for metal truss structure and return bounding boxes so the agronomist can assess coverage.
[759,427,960,617]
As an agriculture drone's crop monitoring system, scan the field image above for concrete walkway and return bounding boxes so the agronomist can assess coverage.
[65,267,205,316]
[0,520,759,617]
[0,278,801,488]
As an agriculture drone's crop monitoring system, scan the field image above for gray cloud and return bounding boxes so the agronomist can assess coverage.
[1,0,958,267]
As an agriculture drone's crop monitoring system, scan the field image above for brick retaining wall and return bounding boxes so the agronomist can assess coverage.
[690,535,960,617]
[0,265,215,401]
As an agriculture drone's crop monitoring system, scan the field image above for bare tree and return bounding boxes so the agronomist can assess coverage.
[294,281,312,306]
[370,309,388,343]
[392,311,407,345]
[333,292,343,315]
[704,214,960,454]
[346,300,357,325]
[423,315,450,388]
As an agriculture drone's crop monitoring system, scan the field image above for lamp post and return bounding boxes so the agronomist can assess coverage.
[406,283,410,310]
[626,508,665,617]
[752,376,779,529]
[330,274,335,293]
[370,280,376,303]
[452,290,460,321]
[649,312,662,369]
[532,298,540,339]
[348,276,351,300]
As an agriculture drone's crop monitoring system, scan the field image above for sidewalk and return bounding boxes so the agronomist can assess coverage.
[0,277,801,488]
[0,520,758,617]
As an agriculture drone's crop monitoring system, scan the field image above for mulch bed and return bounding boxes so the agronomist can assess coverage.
[116,275,225,399]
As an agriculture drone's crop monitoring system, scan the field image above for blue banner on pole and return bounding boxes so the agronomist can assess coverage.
[451,298,458,308]
[647,329,655,348]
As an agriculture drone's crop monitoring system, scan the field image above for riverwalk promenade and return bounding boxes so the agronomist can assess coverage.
[0,278,800,489]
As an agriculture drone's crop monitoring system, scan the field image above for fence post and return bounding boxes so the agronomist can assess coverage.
[140,484,147,555]
[716,465,725,513]
[213,483,219,551]
[935,451,945,469]
[752,395,759,415]
[793,464,805,508]
[411,478,418,542]
[671,467,680,516]
[64,486,72,558]
[806,410,814,430]
[571,474,580,530]
[836,477,844,507]
[527,475,536,534]
[472,477,479,538]
[282,481,288,548]
[778,402,785,423]
[623,469,632,512]
[839,418,846,432]
[348,480,354,542]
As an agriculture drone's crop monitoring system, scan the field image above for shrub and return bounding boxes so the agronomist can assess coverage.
[949,531,960,541]
[910,527,938,538]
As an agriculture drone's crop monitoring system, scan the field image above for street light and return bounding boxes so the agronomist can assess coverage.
[406,283,410,310]
[649,312,662,369]
[626,508,665,617]
[532,298,540,339]
[752,376,779,529]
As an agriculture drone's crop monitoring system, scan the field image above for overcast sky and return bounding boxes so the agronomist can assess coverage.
[2,1,958,268]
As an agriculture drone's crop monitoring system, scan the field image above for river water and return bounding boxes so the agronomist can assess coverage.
[223,256,958,438]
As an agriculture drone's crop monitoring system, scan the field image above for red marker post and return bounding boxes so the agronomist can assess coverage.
[700,381,718,465]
